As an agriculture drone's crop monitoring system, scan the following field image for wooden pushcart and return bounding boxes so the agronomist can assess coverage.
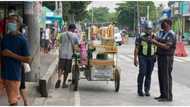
[71,39,120,92]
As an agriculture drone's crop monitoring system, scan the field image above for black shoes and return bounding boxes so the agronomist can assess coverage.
[138,92,144,97]
[62,83,68,88]
[154,96,173,102]
[158,98,173,102]
[138,91,151,97]
[55,80,61,88]
[154,96,164,100]
[55,80,69,88]
[145,92,150,96]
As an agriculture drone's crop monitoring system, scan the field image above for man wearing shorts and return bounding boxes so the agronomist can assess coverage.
[55,24,79,88]
[1,15,31,106]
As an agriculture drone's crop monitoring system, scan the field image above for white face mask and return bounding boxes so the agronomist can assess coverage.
[22,29,26,33]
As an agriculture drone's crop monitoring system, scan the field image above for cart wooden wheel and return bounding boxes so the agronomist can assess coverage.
[72,64,80,91]
[115,68,120,92]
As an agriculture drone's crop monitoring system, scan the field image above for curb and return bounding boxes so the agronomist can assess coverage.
[38,58,58,97]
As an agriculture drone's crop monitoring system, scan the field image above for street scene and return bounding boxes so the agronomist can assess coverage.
[1,1,190,106]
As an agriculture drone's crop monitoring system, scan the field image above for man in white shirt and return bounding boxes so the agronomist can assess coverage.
[55,24,79,88]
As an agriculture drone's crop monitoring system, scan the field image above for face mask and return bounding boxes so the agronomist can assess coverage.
[146,29,152,35]
[22,29,26,33]
[7,22,17,33]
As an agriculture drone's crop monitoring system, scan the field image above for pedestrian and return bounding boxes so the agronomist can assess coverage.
[40,28,44,52]
[55,24,79,88]
[152,19,176,102]
[44,25,51,54]
[134,20,157,97]
[50,28,56,49]
[19,24,30,106]
[0,34,5,96]
[1,15,31,106]
[19,64,29,106]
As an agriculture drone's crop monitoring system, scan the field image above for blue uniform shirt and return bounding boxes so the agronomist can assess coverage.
[156,30,176,56]
[1,33,30,80]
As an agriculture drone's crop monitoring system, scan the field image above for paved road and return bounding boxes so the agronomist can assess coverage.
[122,38,190,89]
[33,38,190,106]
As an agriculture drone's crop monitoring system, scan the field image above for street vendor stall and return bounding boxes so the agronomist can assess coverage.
[71,24,120,92]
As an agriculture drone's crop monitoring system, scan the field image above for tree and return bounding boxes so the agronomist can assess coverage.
[62,1,91,24]
[42,2,55,11]
[43,1,90,24]
[84,7,117,24]
[116,1,157,30]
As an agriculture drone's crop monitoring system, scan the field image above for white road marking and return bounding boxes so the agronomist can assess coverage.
[174,57,185,63]
[175,56,190,62]
[74,91,80,106]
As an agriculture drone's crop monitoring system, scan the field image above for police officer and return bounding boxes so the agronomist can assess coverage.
[152,19,176,102]
[134,20,157,96]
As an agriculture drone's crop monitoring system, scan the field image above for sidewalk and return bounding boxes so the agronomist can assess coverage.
[40,49,58,78]
[0,82,38,106]
[0,49,58,106]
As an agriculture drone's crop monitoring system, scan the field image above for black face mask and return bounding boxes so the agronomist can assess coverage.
[146,29,152,35]
[161,22,168,30]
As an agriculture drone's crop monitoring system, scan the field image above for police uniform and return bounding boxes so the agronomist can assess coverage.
[156,30,176,100]
[135,32,157,95]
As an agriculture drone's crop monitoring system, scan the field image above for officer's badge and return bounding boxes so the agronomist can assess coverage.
[167,36,170,40]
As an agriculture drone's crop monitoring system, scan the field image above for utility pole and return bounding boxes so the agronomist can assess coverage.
[137,1,140,33]
[91,3,94,24]
[181,1,184,42]
[147,6,150,20]
[133,7,136,33]
[24,2,40,82]
[59,2,63,17]
[55,1,58,11]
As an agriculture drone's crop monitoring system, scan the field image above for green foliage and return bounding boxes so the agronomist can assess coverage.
[62,1,91,23]
[43,1,90,23]
[42,2,55,11]
[84,7,117,24]
[116,1,157,30]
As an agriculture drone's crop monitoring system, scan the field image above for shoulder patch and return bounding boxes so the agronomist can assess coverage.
[140,32,146,37]
[169,30,175,35]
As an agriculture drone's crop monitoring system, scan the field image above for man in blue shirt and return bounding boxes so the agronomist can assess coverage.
[1,15,31,106]
[152,19,176,102]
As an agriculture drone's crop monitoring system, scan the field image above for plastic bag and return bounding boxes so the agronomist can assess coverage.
[23,63,31,73]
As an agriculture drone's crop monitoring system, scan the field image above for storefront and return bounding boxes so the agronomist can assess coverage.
[180,1,190,42]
